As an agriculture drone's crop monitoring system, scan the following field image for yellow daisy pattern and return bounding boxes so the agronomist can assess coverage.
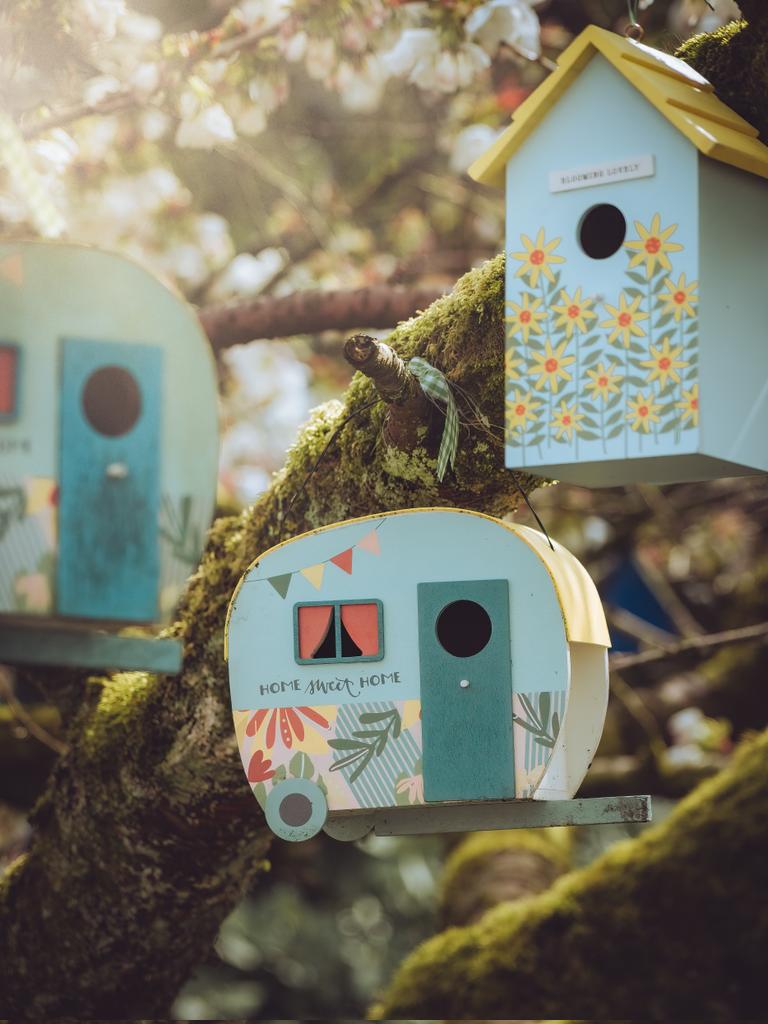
[627,391,662,433]
[550,401,583,441]
[641,337,689,390]
[505,293,546,343]
[528,338,575,394]
[658,273,698,321]
[676,384,700,426]
[550,288,597,339]
[511,228,565,288]
[624,213,684,278]
[506,389,541,432]
[505,348,524,381]
[585,362,623,403]
[601,293,648,348]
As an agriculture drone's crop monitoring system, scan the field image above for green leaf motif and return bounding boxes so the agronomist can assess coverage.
[289,751,314,779]
[606,424,624,439]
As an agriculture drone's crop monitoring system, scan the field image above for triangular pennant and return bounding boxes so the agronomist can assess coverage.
[0,253,23,287]
[267,573,292,599]
[301,563,325,589]
[357,530,381,555]
[330,548,354,574]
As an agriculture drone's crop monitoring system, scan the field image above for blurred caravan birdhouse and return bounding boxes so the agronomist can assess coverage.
[0,241,218,672]
[226,508,650,842]
[469,25,768,486]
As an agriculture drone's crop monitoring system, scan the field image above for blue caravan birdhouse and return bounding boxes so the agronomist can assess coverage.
[0,241,218,671]
[226,508,650,842]
[469,26,768,486]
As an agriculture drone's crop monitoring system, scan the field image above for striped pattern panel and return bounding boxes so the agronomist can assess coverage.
[335,701,422,810]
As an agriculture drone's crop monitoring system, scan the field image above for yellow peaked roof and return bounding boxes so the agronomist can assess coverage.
[469,24,768,187]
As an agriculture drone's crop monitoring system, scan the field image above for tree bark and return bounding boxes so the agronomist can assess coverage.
[0,253,529,1018]
[372,729,768,1021]
[199,284,447,349]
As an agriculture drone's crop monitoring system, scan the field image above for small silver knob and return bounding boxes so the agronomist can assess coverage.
[106,462,129,479]
[459,679,470,689]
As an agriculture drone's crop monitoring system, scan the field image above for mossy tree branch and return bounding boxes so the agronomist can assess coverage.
[0,253,539,1019]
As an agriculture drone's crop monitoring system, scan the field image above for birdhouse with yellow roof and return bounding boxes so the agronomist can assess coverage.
[469,25,768,486]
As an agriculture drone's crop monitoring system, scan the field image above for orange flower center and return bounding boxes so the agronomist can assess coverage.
[515,404,526,416]
[598,376,608,387]
[659,357,671,370]
[645,237,661,254]
[674,290,687,304]
[530,249,545,265]
[520,310,531,323]
[562,415,571,426]
[618,312,632,327]
[639,405,649,417]
[545,358,558,373]
[691,398,699,410]
[567,305,580,319]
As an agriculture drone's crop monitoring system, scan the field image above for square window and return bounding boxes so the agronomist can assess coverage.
[295,600,383,664]
[0,344,19,420]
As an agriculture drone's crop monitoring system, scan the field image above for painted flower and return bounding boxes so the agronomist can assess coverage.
[528,338,575,393]
[247,749,275,783]
[246,706,330,750]
[624,213,684,277]
[585,362,623,402]
[395,773,424,804]
[550,288,597,339]
[505,292,546,343]
[600,293,648,347]
[641,336,689,390]
[505,347,524,381]
[627,391,662,433]
[658,273,698,321]
[506,388,541,431]
[511,228,565,288]
[676,383,700,426]
[550,400,583,441]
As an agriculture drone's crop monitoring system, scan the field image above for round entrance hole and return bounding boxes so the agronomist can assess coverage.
[578,203,627,259]
[279,792,313,827]
[82,365,142,437]
[436,599,492,658]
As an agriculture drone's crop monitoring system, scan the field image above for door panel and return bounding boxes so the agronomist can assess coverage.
[57,338,161,621]
[418,579,514,802]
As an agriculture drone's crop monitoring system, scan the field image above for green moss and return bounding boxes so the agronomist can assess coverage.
[372,732,768,1020]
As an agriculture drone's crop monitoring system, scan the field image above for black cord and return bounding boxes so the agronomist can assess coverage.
[510,472,555,551]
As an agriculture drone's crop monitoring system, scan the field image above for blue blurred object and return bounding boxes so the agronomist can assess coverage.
[600,556,679,653]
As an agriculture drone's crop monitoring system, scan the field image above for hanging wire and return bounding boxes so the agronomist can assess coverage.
[625,0,645,40]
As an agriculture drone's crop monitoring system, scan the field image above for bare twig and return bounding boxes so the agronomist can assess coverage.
[0,666,67,756]
[610,621,768,671]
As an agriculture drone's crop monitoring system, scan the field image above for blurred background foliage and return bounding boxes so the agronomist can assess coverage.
[0,0,762,1018]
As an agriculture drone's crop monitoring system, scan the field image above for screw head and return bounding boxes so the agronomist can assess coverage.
[459,679,470,689]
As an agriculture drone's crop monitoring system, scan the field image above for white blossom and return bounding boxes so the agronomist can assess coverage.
[235,0,293,33]
[163,243,209,289]
[411,42,490,92]
[32,130,79,174]
[129,62,160,98]
[140,109,171,142]
[450,123,502,172]
[195,213,235,267]
[83,75,122,106]
[71,0,126,43]
[380,28,439,78]
[465,0,542,59]
[336,56,387,113]
[305,38,336,81]
[280,29,308,62]
[175,104,236,149]
[209,249,286,300]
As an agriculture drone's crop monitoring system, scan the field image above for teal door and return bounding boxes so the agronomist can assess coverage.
[57,338,162,621]
[417,579,514,802]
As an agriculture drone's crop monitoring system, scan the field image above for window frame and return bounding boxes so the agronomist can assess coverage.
[293,598,384,666]
[0,343,20,422]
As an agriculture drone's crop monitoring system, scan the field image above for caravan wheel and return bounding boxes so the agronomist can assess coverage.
[265,778,328,842]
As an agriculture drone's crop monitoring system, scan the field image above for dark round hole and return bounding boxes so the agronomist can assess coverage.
[82,365,142,437]
[578,203,627,259]
[280,792,312,827]
[436,599,492,658]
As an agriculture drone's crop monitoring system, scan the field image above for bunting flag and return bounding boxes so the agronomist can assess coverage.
[0,110,66,239]
[357,530,380,555]
[267,573,292,599]
[265,523,384,598]
[0,253,23,287]
[300,563,325,590]
[330,548,353,574]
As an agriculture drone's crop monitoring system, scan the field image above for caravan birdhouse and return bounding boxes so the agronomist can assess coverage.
[0,241,218,671]
[226,509,649,842]
[469,26,768,486]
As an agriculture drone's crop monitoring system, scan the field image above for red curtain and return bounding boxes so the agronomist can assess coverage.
[298,604,333,659]
[0,347,16,415]
[341,603,379,656]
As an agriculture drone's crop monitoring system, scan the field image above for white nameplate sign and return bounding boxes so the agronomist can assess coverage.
[549,154,655,193]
